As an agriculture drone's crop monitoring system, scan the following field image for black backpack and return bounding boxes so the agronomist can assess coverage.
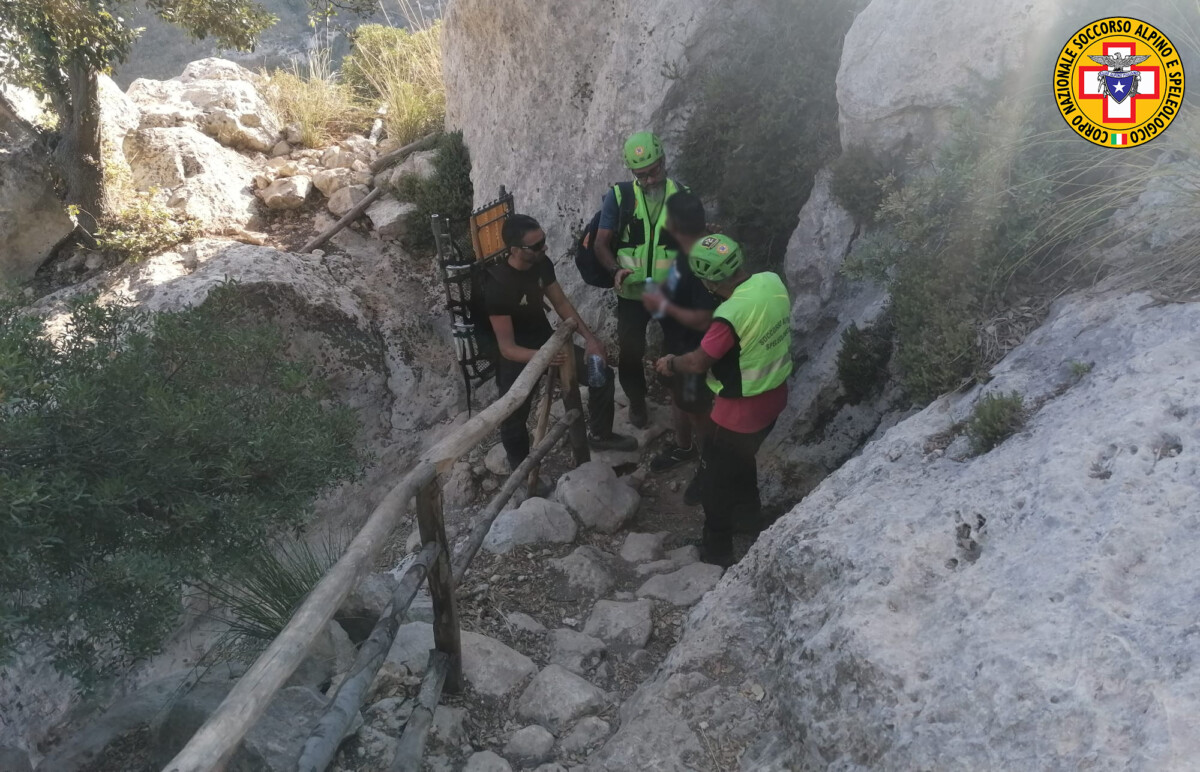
[575,181,638,288]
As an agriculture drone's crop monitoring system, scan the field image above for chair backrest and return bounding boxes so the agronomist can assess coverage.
[469,186,514,263]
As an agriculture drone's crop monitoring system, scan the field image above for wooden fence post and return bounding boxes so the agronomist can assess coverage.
[526,368,557,494]
[415,478,463,693]
[559,351,591,466]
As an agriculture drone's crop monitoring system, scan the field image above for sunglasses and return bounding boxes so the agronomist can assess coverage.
[632,161,663,180]
[519,238,547,253]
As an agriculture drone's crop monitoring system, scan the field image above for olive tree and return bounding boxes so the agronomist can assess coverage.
[0,0,276,233]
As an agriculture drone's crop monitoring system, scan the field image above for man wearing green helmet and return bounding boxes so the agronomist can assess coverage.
[593,131,688,429]
[653,234,793,567]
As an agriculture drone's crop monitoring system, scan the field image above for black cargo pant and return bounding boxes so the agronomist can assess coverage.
[616,296,652,408]
[496,346,616,469]
[699,421,776,546]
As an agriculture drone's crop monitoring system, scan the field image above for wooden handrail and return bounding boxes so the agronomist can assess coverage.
[452,410,579,583]
[296,541,440,772]
[421,321,577,470]
[163,325,579,772]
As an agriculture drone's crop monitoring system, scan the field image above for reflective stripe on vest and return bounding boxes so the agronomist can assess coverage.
[706,272,794,398]
[615,178,683,300]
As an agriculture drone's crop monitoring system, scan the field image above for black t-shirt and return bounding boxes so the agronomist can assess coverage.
[482,258,557,351]
[661,255,720,354]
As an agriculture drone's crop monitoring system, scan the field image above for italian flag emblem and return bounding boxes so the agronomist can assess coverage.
[1110,132,1127,146]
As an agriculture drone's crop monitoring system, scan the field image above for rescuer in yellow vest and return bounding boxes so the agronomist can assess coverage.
[654,234,793,567]
[594,131,687,429]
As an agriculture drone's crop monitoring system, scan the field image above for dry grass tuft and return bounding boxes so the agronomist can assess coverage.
[264,49,371,148]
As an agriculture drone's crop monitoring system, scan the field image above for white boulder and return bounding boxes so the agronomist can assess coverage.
[327,184,370,217]
[259,175,312,210]
[484,498,578,554]
[552,462,639,534]
[123,126,259,233]
[127,59,280,153]
[517,665,606,732]
[366,197,417,241]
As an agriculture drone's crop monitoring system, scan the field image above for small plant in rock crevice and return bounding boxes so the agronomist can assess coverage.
[1068,360,1093,379]
[94,191,201,262]
[836,314,895,404]
[966,391,1026,455]
[830,145,897,223]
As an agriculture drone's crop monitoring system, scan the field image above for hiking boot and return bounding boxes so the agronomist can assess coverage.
[628,400,648,429]
[650,442,698,473]
[683,469,704,506]
[698,528,734,568]
[588,432,638,452]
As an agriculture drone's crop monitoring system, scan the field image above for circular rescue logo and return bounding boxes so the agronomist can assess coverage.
[1054,17,1185,148]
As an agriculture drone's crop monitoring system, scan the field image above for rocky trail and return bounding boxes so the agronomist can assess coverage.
[330,392,737,772]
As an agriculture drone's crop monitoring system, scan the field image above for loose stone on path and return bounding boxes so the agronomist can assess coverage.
[636,563,725,606]
[582,599,654,650]
[516,665,607,732]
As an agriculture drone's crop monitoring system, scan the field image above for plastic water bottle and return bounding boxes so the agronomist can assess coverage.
[644,278,666,319]
[586,354,606,388]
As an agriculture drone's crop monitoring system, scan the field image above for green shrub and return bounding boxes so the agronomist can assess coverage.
[394,131,474,252]
[677,0,866,270]
[342,21,445,145]
[836,315,894,404]
[830,146,895,223]
[842,89,1116,402]
[95,191,201,261]
[0,285,363,679]
[966,391,1025,455]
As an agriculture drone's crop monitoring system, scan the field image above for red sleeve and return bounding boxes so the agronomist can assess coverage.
[700,319,736,359]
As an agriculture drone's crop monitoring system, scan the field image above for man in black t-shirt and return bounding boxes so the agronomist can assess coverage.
[483,214,637,471]
[641,193,718,489]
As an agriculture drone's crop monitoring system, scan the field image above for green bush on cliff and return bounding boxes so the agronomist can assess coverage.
[836,314,894,404]
[0,284,363,679]
[678,0,867,270]
[842,89,1115,403]
[967,391,1026,454]
[394,131,474,252]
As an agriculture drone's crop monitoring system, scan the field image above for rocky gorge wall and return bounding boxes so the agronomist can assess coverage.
[593,291,1200,770]
[443,0,1200,767]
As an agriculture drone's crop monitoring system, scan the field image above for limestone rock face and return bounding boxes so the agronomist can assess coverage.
[836,0,1063,153]
[594,291,1200,769]
[127,58,281,153]
[0,142,73,283]
[123,127,260,232]
[442,0,767,324]
[760,168,893,503]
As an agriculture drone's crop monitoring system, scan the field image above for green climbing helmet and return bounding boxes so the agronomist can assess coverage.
[623,131,665,170]
[689,234,744,282]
